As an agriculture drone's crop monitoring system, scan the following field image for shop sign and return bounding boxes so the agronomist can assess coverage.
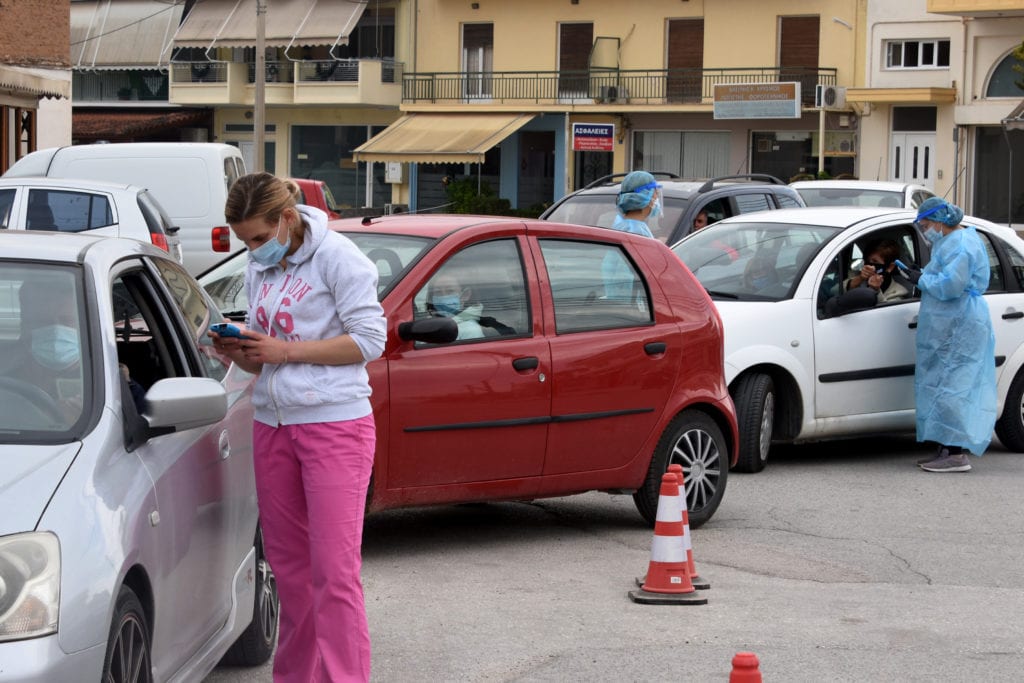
[572,123,615,151]
[713,82,801,119]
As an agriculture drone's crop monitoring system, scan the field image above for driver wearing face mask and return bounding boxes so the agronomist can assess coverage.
[426,272,485,340]
[12,282,85,423]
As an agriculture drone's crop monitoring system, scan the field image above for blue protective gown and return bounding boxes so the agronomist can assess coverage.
[611,214,654,238]
[914,226,998,455]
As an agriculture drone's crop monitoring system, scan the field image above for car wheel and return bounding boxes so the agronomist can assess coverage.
[220,526,279,666]
[103,586,152,683]
[733,373,775,473]
[995,369,1024,451]
[633,410,728,529]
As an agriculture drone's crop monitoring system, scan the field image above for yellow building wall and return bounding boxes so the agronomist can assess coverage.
[415,0,864,87]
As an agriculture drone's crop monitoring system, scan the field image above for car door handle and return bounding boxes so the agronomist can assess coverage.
[909,316,918,330]
[512,357,539,371]
[218,429,231,460]
[644,342,667,355]
[1003,310,1024,320]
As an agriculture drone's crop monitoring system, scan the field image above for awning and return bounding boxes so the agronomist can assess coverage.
[173,0,367,50]
[72,109,211,140]
[353,113,537,164]
[71,0,183,70]
[845,87,957,105]
[0,65,70,100]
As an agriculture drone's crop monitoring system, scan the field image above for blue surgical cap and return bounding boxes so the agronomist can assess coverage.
[617,171,660,212]
[916,196,964,227]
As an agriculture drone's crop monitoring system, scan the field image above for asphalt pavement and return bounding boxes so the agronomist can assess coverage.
[207,435,1024,682]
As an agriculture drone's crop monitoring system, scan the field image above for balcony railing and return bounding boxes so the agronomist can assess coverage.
[171,59,403,85]
[402,67,837,105]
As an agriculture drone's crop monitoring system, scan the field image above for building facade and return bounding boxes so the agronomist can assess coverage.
[1,0,71,173]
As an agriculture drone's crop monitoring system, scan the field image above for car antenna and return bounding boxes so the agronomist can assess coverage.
[361,215,382,225]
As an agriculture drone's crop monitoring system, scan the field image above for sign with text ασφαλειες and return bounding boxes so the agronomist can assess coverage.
[572,123,615,151]
[712,82,801,119]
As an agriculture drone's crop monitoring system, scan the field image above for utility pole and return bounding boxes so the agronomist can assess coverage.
[254,0,266,173]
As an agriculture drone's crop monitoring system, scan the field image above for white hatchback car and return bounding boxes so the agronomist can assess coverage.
[673,206,1024,472]
[790,179,936,210]
[0,177,182,263]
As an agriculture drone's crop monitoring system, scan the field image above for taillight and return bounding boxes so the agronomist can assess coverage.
[212,226,232,252]
[150,232,170,252]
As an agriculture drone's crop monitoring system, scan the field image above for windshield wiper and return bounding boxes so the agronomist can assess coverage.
[704,289,740,299]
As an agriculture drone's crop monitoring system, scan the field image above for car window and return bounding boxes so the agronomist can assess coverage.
[413,239,528,343]
[818,226,921,317]
[344,232,433,294]
[700,198,729,225]
[26,189,114,232]
[538,239,652,333]
[225,157,242,190]
[0,189,15,228]
[911,190,934,209]
[151,258,226,381]
[776,193,802,208]
[545,193,620,230]
[977,232,1004,293]
[0,264,90,439]
[733,193,772,215]
[1003,234,1024,289]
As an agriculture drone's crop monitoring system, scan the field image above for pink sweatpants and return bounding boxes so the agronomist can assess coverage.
[253,415,375,683]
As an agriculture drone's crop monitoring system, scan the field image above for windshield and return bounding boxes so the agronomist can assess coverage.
[544,192,685,244]
[673,221,842,301]
[0,262,91,441]
[198,232,433,317]
[797,187,905,208]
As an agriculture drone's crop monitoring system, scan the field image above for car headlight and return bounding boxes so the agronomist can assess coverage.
[0,532,60,642]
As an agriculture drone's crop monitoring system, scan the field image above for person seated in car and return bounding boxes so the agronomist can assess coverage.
[743,254,779,293]
[842,239,911,303]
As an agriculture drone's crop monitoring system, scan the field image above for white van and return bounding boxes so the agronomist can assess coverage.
[3,143,246,274]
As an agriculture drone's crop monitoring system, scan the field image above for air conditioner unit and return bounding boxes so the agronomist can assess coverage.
[384,203,409,215]
[824,131,856,155]
[597,85,628,103]
[814,84,847,110]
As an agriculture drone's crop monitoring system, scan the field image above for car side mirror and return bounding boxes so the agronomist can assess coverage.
[398,317,459,344]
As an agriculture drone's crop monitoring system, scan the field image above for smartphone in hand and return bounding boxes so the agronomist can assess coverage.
[210,322,249,339]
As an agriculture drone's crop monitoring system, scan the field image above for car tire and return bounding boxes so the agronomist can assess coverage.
[995,369,1024,452]
[220,526,279,667]
[633,410,728,529]
[733,373,775,473]
[103,586,153,683]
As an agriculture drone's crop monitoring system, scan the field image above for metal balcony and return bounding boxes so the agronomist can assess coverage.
[402,67,837,106]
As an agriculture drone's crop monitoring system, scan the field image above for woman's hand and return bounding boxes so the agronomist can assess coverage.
[235,329,290,365]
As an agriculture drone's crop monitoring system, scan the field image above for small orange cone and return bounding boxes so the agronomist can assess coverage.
[669,464,710,590]
[729,652,763,683]
[628,472,707,605]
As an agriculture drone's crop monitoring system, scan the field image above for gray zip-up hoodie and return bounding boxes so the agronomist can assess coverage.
[244,205,386,426]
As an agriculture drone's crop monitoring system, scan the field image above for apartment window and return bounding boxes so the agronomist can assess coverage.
[886,40,950,69]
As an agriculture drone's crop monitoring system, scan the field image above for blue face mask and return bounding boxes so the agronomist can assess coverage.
[924,227,943,244]
[751,275,773,291]
[31,324,80,370]
[431,294,462,316]
[250,217,291,266]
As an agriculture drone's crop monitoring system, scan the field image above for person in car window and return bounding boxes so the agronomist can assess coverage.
[902,197,997,473]
[426,271,485,340]
[212,172,386,682]
[842,239,911,303]
[611,170,661,238]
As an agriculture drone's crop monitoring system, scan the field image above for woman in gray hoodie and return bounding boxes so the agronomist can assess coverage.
[212,173,386,683]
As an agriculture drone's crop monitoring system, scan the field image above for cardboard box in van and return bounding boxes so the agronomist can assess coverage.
[3,143,247,275]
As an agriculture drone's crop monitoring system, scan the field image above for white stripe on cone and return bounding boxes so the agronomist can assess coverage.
[650,535,686,562]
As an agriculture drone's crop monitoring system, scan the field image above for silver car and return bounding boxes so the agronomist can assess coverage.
[0,233,277,681]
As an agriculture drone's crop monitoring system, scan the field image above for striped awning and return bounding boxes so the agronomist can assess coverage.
[353,113,537,164]
[71,0,184,70]
[173,0,367,51]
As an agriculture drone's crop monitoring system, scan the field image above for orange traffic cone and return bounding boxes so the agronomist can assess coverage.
[729,652,763,683]
[628,472,707,605]
[669,463,710,590]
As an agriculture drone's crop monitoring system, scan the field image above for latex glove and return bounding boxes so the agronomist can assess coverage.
[895,259,922,284]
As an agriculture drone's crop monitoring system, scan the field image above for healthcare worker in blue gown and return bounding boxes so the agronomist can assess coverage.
[611,170,662,237]
[899,197,997,473]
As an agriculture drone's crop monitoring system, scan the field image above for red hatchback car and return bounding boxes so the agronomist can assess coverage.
[200,214,738,527]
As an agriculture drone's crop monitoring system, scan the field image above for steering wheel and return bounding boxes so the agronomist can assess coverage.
[0,376,67,423]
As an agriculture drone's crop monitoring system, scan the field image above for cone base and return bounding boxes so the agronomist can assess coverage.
[627,588,708,605]
[636,574,710,590]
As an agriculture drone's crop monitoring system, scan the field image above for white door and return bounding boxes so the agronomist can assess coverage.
[237,141,255,176]
[890,133,935,190]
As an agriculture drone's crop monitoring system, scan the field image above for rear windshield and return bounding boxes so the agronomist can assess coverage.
[797,188,905,208]
[544,192,686,244]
